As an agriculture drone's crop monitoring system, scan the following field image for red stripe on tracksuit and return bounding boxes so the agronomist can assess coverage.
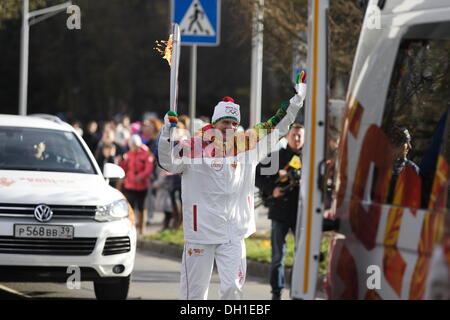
[183,244,188,299]
[193,205,197,231]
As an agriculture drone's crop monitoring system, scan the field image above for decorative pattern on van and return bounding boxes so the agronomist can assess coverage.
[329,96,449,300]
[408,156,448,299]
[348,98,364,138]
[383,166,421,297]
[428,156,449,211]
[336,244,358,299]
[383,207,407,297]
[335,95,363,216]
[444,237,450,268]
[409,212,444,299]
[364,289,382,300]
[349,125,392,250]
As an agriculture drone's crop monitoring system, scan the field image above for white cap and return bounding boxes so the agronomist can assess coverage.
[129,134,142,148]
[211,97,241,124]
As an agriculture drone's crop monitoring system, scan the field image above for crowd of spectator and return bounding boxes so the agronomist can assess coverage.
[73,113,209,235]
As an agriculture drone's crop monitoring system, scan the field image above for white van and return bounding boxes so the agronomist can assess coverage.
[292,0,450,300]
[0,114,137,299]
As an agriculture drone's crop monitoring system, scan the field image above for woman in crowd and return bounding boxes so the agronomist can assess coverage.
[119,134,154,235]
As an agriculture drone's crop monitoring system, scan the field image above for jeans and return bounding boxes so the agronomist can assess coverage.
[270,219,296,294]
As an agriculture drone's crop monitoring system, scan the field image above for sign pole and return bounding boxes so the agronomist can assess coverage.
[189,45,197,136]
[172,0,221,134]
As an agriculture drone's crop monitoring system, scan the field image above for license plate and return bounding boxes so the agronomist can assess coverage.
[14,224,74,239]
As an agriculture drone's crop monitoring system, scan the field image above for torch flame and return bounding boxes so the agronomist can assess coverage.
[154,34,173,67]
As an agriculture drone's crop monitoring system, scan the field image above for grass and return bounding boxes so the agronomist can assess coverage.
[147,228,185,246]
[146,229,330,274]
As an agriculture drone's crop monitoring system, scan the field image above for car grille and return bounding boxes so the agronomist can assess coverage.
[102,236,131,256]
[0,203,97,220]
[0,236,97,255]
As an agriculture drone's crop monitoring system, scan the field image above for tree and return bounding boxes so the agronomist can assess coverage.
[0,0,50,27]
[0,0,365,127]
[0,0,258,126]
[229,0,365,99]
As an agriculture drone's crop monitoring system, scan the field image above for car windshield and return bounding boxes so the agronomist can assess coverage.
[0,126,96,174]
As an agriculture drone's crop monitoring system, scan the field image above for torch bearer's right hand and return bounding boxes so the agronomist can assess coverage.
[164,111,179,130]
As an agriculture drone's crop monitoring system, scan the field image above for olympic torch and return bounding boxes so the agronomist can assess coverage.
[170,23,181,113]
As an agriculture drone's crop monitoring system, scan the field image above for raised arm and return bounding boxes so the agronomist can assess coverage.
[157,111,187,174]
[246,72,307,162]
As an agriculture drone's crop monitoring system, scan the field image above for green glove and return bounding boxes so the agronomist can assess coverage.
[164,110,179,128]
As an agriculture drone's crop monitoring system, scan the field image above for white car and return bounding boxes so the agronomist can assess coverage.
[0,114,136,300]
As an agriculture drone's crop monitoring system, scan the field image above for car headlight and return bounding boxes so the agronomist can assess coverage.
[95,199,129,222]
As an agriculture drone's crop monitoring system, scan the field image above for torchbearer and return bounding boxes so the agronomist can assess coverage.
[158,73,307,300]
[156,23,181,167]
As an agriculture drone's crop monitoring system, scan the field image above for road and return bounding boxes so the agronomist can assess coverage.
[0,249,289,300]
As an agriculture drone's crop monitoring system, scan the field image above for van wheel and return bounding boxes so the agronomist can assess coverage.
[94,275,130,300]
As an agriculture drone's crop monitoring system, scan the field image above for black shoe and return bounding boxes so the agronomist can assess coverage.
[271,293,281,300]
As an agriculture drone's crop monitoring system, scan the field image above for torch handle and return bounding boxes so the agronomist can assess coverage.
[170,23,181,113]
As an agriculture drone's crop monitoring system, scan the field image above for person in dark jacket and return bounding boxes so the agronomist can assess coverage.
[96,143,116,172]
[83,121,101,153]
[386,125,420,203]
[255,123,304,300]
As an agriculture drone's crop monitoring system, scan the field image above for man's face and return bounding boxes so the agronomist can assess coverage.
[212,118,239,141]
[88,122,97,133]
[103,130,115,143]
[142,123,155,136]
[287,127,304,152]
[393,141,411,160]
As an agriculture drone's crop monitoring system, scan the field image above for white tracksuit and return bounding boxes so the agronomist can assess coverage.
[158,99,303,300]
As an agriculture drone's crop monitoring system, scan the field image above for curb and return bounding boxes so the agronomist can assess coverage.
[137,239,292,281]
[138,239,183,258]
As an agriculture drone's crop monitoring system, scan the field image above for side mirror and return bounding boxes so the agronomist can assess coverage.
[103,163,125,179]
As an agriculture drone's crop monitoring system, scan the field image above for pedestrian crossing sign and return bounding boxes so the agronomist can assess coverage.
[172,0,221,46]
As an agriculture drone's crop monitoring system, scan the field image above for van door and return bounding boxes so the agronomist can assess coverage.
[327,8,450,300]
[290,0,329,300]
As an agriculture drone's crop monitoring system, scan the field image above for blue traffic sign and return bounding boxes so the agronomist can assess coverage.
[171,0,221,46]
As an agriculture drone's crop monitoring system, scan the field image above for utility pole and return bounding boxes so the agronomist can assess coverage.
[18,0,72,116]
[189,45,197,136]
[250,0,264,127]
[18,0,30,116]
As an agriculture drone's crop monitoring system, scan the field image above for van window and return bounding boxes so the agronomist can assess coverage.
[380,22,450,209]
[324,99,345,209]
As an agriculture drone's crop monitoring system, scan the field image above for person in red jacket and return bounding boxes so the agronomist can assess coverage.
[120,134,154,235]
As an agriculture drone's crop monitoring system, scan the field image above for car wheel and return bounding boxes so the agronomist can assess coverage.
[94,275,130,300]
